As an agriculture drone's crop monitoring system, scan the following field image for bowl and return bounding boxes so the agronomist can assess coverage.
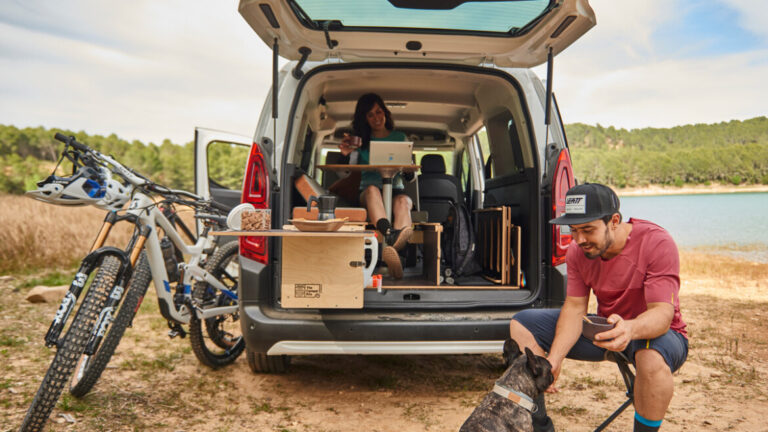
[289,217,348,232]
[581,316,615,341]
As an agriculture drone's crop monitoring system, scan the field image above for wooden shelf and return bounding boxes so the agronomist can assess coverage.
[210,230,375,238]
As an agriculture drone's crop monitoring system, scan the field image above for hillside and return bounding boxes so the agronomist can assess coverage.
[1,117,767,194]
[565,117,768,187]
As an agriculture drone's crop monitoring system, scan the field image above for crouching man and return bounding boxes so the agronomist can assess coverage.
[510,183,688,432]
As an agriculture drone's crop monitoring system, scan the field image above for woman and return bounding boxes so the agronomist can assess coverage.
[338,93,413,279]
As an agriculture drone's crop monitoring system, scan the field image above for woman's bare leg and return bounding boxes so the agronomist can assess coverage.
[392,194,413,230]
[362,185,386,225]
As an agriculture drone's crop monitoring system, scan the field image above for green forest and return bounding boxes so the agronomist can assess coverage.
[565,117,768,187]
[1,117,767,195]
[0,125,249,195]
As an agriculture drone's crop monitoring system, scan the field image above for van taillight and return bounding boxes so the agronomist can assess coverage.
[240,142,270,264]
[552,148,575,266]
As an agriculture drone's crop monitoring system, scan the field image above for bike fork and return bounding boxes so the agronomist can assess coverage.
[84,225,152,355]
[44,212,118,347]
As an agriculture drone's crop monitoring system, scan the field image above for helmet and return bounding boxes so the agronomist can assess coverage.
[97,178,131,211]
[26,166,107,206]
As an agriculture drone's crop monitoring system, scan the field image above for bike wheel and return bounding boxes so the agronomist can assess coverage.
[69,252,151,397]
[19,256,120,432]
[189,241,245,368]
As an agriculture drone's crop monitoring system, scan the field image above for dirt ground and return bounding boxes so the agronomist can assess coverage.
[2,251,768,431]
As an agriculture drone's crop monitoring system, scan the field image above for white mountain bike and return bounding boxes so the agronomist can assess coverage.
[20,134,244,432]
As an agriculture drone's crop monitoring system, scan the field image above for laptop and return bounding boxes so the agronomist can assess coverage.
[368,141,414,165]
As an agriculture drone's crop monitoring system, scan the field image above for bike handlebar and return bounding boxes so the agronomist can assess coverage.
[52,133,232,215]
[208,200,233,213]
[55,133,91,154]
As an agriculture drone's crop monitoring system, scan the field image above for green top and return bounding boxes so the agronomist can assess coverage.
[358,130,408,190]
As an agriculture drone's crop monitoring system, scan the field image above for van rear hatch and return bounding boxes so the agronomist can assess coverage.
[239,0,595,67]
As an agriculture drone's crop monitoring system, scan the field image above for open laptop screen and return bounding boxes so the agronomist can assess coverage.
[369,141,414,165]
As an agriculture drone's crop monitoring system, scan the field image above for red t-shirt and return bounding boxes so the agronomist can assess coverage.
[566,218,687,338]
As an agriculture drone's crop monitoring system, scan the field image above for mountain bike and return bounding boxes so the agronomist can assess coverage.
[20,134,244,431]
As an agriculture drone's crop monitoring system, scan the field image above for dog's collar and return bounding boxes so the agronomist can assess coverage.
[492,382,537,413]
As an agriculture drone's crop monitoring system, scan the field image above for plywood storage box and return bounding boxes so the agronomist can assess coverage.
[281,231,369,309]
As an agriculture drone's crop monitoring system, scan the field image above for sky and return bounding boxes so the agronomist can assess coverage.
[0,0,766,145]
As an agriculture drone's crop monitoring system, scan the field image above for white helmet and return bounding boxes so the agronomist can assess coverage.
[97,178,131,211]
[26,166,108,207]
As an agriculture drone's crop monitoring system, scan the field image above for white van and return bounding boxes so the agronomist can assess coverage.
[195,0,595,372]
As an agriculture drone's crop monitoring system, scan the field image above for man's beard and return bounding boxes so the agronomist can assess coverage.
[581,226,613,259]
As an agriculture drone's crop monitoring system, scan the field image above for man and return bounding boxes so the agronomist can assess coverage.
[510,183,688,432]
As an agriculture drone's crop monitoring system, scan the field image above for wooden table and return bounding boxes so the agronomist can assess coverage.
[317,164,420,220]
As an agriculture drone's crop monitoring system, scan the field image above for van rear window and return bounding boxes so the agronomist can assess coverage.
[289,0,554,35]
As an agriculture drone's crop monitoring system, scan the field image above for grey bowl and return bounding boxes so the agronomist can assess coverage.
[582,316,615,341]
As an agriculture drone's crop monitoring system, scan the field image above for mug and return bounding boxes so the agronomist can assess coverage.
[307,194,337,221]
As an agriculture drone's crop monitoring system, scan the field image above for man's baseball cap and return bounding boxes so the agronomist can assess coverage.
[549,183,620,225]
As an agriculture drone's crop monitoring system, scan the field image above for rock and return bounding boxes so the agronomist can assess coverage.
[59,413,76,424]
[26,285,69,303]
[0,275,15,282]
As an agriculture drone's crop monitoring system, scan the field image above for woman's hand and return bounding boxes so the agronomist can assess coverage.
[338,133,359,156]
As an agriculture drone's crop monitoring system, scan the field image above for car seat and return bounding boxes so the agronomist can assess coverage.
[417,154,462,223]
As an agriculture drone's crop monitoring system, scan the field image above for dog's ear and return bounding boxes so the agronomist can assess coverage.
[503,339,521,366]
[525,347,543,377]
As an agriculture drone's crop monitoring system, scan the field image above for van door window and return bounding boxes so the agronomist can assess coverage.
[207,141,251,190]
[483,111,524,179]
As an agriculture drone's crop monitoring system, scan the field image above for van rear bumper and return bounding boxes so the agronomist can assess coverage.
[241,302,516,354]
[239,255,526,355]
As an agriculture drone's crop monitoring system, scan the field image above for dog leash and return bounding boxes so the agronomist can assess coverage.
[492,381,538,413]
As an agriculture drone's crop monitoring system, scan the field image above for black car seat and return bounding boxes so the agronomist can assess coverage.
[418,154,462,223]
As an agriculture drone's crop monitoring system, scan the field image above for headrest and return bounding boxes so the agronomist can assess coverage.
[421,154,446,175]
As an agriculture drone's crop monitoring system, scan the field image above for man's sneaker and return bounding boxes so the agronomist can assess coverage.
[382,246,403,279]
[387,226,413,252]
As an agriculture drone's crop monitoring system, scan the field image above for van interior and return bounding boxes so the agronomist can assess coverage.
[280,65,542,307]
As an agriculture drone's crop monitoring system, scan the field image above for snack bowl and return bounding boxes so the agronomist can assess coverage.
[289,217,348,232]
[582,315,615,341]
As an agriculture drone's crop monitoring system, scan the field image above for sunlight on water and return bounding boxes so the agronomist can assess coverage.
[620,192,768,263]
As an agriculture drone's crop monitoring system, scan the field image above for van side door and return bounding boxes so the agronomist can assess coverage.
[194,127,252,209]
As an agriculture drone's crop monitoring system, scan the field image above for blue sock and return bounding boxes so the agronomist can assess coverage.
[634,412,662,431]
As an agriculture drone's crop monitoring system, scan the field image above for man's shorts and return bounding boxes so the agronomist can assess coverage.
[512,308,688,372]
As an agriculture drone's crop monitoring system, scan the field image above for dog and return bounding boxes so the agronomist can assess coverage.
[460,339,554,432]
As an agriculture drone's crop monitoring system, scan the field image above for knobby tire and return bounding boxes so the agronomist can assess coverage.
[189,241,245,368]
[69,253,151,397]
[19,256,120,432]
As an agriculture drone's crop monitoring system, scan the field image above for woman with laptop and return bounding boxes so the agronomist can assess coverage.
[338,92,413,279]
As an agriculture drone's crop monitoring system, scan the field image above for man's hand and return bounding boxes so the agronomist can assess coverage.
[593,314,633,352]
[545,357,562,393]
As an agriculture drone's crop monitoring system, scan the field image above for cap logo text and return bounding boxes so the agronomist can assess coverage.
[565,194,586,214]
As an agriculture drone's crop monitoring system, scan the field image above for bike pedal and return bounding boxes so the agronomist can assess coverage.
[167,329,180,338]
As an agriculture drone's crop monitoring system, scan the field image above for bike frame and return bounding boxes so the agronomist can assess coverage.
[126,192,238,324]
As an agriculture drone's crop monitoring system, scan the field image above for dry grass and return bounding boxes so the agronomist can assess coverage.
[0,195,197,275]
[0,195,131,274]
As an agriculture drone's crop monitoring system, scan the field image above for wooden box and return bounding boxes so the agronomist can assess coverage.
[281,234,365,308]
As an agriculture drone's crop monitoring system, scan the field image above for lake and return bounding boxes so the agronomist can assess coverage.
[619,192,768,262]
